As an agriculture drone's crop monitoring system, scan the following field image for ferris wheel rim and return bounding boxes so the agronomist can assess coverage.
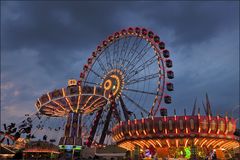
[79,27,173,116]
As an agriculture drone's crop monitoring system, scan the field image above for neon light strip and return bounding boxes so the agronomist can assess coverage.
[200,139,207,147]
[62,88,74,112]
[47,92,51,100]
[198,126,201,133]
[65,97,74,112]
[194,139,199,145]
[156,140,162,147]
[149,140,156,147]
[185,139,189,147]
[52,101,66,111]
[211,139,221,148]
[142,140,150,148]
[82,96,93,109]
[36,99,42,111]
[93,86,96,95]
[127,120,132,136]
[142,118,147,135]
[40,93,108,109]
[133,141,144,148]
[45,104,63,114]
[151,116,156,133]
[166,139,170,147]
[213,140,225,148]
[206,139,215,148]
[134,119,140,136]
[165,129,167,134]
[220,141,232,149]
[76,86,82,112]
[186,127,189,133]
[85,97,102,111]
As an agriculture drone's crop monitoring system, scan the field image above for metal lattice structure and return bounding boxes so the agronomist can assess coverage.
[79,27,174,146]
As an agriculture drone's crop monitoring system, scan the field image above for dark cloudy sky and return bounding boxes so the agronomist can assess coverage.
[1,1,239,127]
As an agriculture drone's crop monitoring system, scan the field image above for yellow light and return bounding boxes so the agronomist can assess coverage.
[225,128,228,134]
[104,79,112,90]
[165,129,167,134]
[93,86,96,95]
[64,94,74,112]
[201,139,207,147]
[185,139,189,147]
[208,128,211,133]
[85,97,102,111]
[133,141,144,148]
[47,92,51,100]
[208,115,211,120]
[68,79,77,86]
[153,128,156,133]
[166,140,170,147]
[76,86,82,112]
[136,130,140,136]
[213,140,224,148]
[52,101,66,111]
[194,139,199,145]
[82,96,93,109]
[207,140,215,148]
[128,131,132,136]
[141,140,149,148]
[110,75,121,95]
[121,131,124,137]
[143,130,147,135]
[156,140,162,147]
[148,140,156,147]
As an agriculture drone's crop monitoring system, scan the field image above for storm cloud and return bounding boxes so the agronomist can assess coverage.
[1,1,239,127]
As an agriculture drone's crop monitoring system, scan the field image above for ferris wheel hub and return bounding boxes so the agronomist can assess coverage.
[101,69,124,98]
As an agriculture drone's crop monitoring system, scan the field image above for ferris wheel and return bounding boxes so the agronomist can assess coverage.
[79,27,174,146]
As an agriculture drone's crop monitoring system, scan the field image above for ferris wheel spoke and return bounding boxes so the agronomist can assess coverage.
[117,37,127,69]
[88,67,104,80]
[119,95,130,121]
[82,81,101,86]
[107,43,115,71]
[124,44,152,76]
[123,38,144,71]
[122,37,142,69]
[121,36,137,69]
[95,57,108,76]
[123,88,160,96]
[125,72,160,86]
[125,55,158,81]
[105,47,115,70]
[113,39,120,69]
[122,93,149,115]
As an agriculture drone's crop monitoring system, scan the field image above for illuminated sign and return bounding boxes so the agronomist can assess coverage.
[68,79,77,86]
[59,145,82,150]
